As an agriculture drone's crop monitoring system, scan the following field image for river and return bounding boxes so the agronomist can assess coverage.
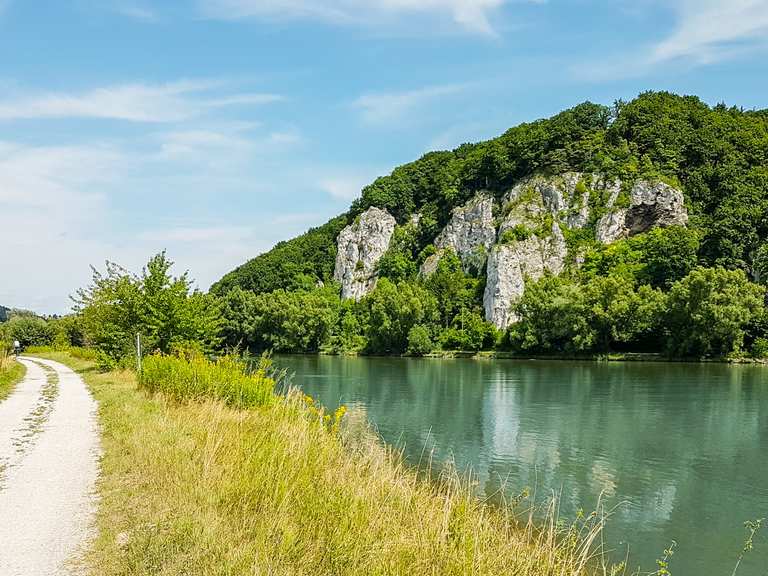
[275,355,768,575]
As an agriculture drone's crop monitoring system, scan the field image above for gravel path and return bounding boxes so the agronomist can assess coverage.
[0,357,100,575]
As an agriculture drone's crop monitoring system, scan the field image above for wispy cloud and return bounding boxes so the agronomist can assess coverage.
[576,0,768,80]
[199,0,509,35]
[651,0,768,64]
[114,3,158,22]
[0,129,317,313]
[352,84,467,125]
[0,81,282,123]
[320,175,369,200]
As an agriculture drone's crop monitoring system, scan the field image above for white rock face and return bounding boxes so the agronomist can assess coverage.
[484,174,687,329]
[334,207,396,300]
[483,222,567,330]
[595,208,628,244]
[596,181,688,243]
[503,172,593,231]
[433,192,496,272]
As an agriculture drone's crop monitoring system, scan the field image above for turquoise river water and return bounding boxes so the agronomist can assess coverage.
[275,355,768,575]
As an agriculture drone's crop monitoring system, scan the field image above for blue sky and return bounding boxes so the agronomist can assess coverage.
[1,0,767,313]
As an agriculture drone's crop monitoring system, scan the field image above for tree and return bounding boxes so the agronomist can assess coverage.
[424,251,480,328]
[249,287,340,353]
[363,279,440,354]
[438,311,496,352]
[508,273,665,354]
[635,226,700,288]
[755,242,768,285]
[507,275,593,353]
[75,252,221,361]
[407,325,434,356]
[665,267,765,357]
[219,287,260,350]
[2,315,54,348]
[581,274,665,352]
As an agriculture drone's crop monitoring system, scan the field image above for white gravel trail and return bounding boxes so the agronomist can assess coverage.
[0,357,100,576]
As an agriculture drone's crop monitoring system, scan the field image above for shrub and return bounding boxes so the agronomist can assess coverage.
[4,316,54,348]
[500,225,533,244]
[751,338,768,359]
[406,325,433,356]
[140,353,275,409]
[665,267,765,357]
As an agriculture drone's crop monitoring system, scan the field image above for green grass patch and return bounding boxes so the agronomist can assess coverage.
[35,351,610,576]
[0,354,25,401]
[140,353,275,409]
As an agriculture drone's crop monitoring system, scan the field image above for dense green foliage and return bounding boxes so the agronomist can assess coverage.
[74,252,221,366]
[140,352,275,409]
[665,267,765,357]
[211,215,349,296]
[218,92,768,296]
[219,286,341,353]
[0,314,55,347]
[0,308,88,351]
[64,92,768,360]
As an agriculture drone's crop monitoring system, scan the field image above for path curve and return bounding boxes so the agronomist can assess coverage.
[0,356,100,576]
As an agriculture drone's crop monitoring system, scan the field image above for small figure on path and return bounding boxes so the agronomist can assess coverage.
[12,340,21,357]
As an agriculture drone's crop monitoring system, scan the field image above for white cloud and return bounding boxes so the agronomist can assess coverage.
[352,84,467,125]
[0,81,282,123]
[576,0,768,80]
[138,226,255,244]
[651,0,768,64]
[199,0,508,35]
[0,122,323,313]
[0,143,124,313]
[320,176,368,200]
[115,3,158,22]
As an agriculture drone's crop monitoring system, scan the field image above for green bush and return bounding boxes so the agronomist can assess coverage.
[750,338,768,359]
[499,225,533,244]
[406,325,433,356]
[4,316,54,347]
[666,267,765,357]
[140,353,275,409]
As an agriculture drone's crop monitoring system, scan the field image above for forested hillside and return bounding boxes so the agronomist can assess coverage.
[211,92,768,359]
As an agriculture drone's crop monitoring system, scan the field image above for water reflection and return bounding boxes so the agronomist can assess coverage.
[276,355,768,575]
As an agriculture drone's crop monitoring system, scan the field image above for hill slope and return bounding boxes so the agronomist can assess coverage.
[215,92,768,295]
[213,92,768,358]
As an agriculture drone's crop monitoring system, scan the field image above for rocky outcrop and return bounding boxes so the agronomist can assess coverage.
[502,172,595,231]
[484,174,686,329]
[431,192,496,273]
[334,207,396,300]
[596,181,687,243]
[484,222,567,330]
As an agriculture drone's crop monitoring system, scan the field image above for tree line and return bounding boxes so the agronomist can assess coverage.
[5,91,768,363]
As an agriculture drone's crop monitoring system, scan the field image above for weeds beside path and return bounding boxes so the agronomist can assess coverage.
[0,356,25,401]
[38,351,608,576]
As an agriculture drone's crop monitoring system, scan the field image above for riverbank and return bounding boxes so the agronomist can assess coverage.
[36,350,608,576]
[0,357,25,401]
[313,349,768,364]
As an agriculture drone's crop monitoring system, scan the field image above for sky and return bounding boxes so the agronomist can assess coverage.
[1,0,767,314]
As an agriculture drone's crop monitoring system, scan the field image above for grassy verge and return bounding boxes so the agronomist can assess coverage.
[35,351,608,576]
[0,354,25,401]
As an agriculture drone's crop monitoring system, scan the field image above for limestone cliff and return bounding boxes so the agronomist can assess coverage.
[487,174,687,329]
[336,174,688,327]
[334,207,396,300]
[596,181,688,244]
[484,222,567,329]
[421,192,496,275]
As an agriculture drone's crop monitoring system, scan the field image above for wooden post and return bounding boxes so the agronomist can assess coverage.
[136,333,142,374]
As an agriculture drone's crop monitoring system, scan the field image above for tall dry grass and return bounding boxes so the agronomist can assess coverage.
[0,347,25,401]
[37,351,617,576]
